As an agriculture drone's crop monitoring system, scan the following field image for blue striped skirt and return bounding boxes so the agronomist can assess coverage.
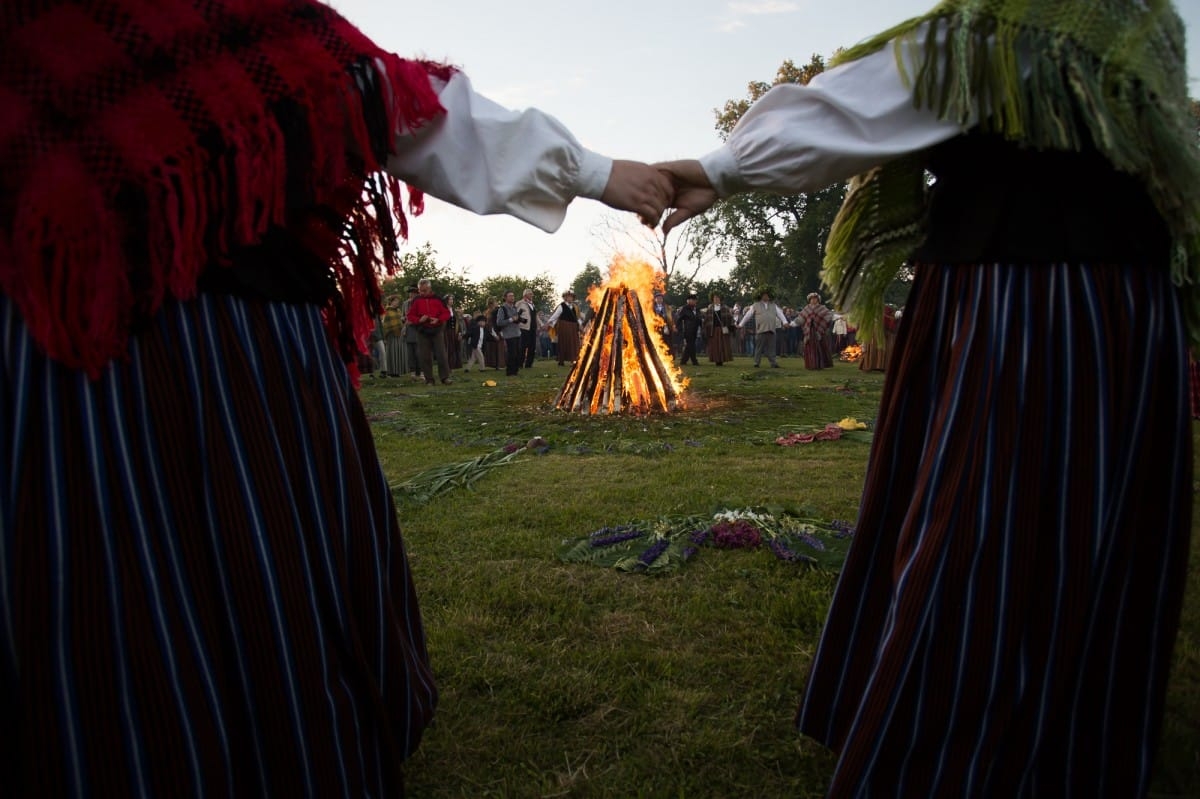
[798,261,1191,797]
[1,293,436,797]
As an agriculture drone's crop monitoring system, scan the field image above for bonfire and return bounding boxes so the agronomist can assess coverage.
[555,257,687,415]
[839,343,863,362]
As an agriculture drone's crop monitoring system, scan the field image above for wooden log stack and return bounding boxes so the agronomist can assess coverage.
[554,287,679,415]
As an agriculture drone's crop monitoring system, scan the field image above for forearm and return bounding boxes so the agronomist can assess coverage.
[698,23,968,198]
[386,72,611,232]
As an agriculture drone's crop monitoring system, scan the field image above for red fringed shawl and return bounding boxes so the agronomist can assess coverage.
[0,0,453,378]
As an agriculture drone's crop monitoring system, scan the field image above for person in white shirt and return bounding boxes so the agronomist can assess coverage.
[653,2,1196,796]
[2,2,675,794]
[737,289,789,367]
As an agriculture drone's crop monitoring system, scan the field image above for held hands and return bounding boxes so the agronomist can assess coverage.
[600,158,717,233]
[654,160,717,235]
[600,160,675,226]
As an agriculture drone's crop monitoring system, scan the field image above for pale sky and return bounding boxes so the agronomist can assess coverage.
[330,0,1200,293]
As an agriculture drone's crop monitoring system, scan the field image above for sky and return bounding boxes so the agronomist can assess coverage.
[330,0,1200,294]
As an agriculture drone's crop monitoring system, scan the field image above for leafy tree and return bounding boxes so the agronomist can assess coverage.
[570,262,604,302]
[692,55,848,307]
[380,242,473,305]
[474,273,557,315]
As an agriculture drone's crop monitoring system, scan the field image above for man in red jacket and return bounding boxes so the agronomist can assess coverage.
[407,278,454,384]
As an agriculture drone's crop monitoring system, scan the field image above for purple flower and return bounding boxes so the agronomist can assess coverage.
[688,528,711,545]
[797,533,826,552]
[638,538,670,566]
[682,546,699,560]
[768,538,798,562]
[503,442,521,454]
[588,527,645,548]
[711,520,762,549]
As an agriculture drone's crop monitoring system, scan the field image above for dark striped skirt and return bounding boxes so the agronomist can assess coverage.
[1,293,436,797]
[798,261,1191,797]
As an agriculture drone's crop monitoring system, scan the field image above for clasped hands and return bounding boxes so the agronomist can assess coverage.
[600,159,716,235]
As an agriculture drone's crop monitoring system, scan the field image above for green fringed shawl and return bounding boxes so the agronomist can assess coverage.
[821,0,1200,345]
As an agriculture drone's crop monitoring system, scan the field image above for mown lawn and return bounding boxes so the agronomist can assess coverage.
[360,356,1199,798]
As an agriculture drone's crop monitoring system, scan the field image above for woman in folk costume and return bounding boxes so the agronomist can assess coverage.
[0,1,670,795]
[702,293,736,365]
[658,0,1198,795]
[795,292,834,370]
[382,293,409,376]
[442,294,464,370]
[546,290,583,365]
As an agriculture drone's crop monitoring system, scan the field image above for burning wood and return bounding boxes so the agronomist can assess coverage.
[555,258,686,415]
[839,343,863,362]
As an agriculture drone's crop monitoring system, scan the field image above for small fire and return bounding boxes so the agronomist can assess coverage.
[557,256,688,415]
[839,343,863,362]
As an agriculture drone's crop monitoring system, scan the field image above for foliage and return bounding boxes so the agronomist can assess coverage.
[380,242,476,307]
[558,507,855,575]
[569,262,605,306]
[471,272,558,315]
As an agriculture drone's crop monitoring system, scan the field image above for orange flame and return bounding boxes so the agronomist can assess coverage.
[839,343,863,362]
[561,255,688,414]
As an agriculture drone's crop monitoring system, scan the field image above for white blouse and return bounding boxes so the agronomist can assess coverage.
[385,71,612,233]
[383,24,979,231]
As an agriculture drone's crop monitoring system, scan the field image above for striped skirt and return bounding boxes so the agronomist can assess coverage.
[1,293,436,797]
[797,261,1191,797]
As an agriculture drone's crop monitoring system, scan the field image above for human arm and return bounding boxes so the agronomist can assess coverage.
[386,71,671,231]
[658,23,968,234]
[775,307,789,327]
[545,304,564,327]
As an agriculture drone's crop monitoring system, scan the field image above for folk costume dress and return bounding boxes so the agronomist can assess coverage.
[546,300,582,365]
[703,304,736,364]
[0,1,615,795]
[699,1,1197,796]
[796,300,835,370]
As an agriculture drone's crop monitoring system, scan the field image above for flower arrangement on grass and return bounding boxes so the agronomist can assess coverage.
[558,506,855,575]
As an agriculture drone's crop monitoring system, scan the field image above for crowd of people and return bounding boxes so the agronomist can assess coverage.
[366,283,884,380]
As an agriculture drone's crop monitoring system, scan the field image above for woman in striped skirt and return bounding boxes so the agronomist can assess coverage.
[1,1,672,795]
[656,1,1197,795]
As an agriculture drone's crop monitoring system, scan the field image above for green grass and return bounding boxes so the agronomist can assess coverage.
[360,356,1200,798]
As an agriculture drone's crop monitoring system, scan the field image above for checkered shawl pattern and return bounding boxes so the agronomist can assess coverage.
[0,0,453,377]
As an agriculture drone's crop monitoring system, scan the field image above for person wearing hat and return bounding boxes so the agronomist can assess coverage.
[738,288,788,367]
[402,284,423,380]
[793,291,834,369]
[655,0,1196,794]
[675,293,703,366]
[545,289,583,365]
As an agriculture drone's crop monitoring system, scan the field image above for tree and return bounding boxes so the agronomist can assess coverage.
[692,55,850,307]
[591,212,717,298]
[380,242,474,306]
[474,273,557,314]
[570,262,604,302]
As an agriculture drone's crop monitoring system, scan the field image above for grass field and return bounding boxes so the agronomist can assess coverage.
[360,356,1199,798]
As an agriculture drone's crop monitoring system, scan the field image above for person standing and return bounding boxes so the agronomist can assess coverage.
[381,293,408,377]
[496,291,525,376]
[675,293,703,365]
[442,293,464,370]
[407,279,453,384]
[702,293,736,366]
[401,284,423,381]
[0,1,674,794]
[657,1,1197,795]
[738,289,788,367]
[482,296,504,370]
[794,292,834,370]
[463,314,488,372]
[517,288,538,368]
[546,290,583,366]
